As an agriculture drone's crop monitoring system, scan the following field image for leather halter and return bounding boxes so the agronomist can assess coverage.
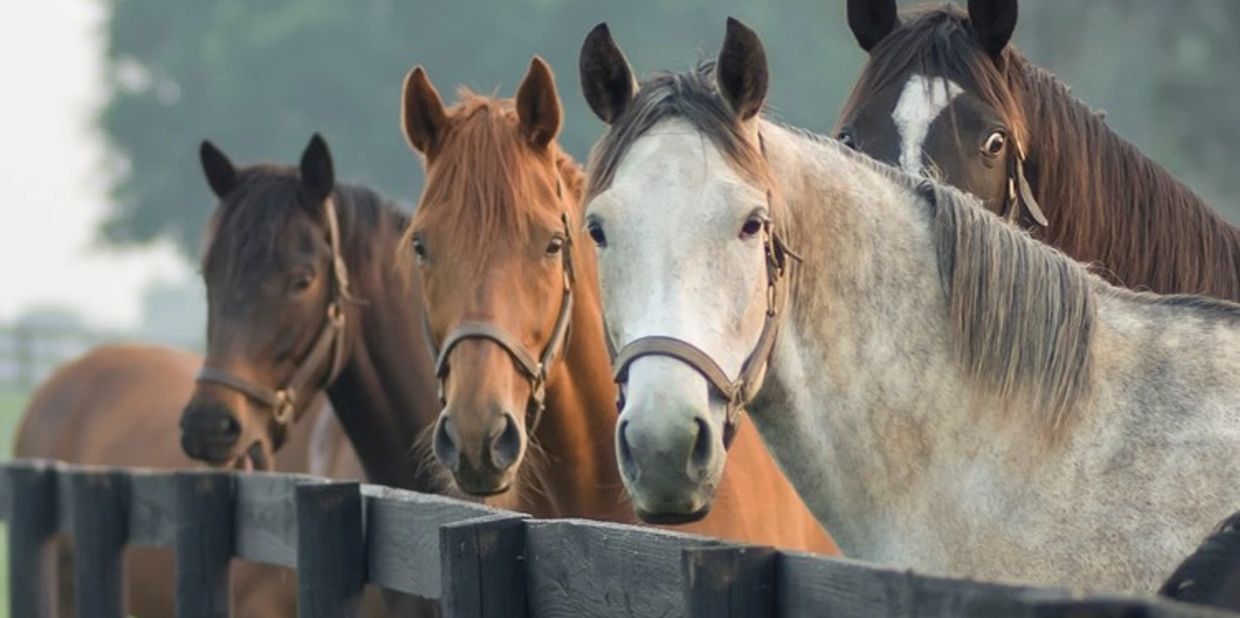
[196,197,354,430]
[1003,140,1048,228]
[609,181,799,450]
[426,212,576,435]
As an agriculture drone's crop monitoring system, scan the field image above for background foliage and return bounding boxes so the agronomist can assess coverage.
[98,0,1240,257]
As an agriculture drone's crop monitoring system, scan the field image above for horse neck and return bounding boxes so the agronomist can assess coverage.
[323,202,442,492]
[753,122,979,553]
[1015,63,1240,300]
[512,207,634,521]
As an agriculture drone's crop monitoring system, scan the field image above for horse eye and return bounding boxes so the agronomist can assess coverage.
[546,235,565,256]
[837,129,858,150]
[291,272,314,292]
[983,131,1007,156]
[586,221,607,248]
[411,236,427,260]
[739,217,764,239]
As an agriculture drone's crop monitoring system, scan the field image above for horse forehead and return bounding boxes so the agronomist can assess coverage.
[609,123,754,225]
[893,74,965,174]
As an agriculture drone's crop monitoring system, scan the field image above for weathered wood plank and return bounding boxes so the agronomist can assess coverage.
[1023,595,1239,617]
[175,471,235,618]
[524,519,723,618]
[683,545,776,618]
[6,460,60,618]
[234,473,320,567]
[296,481,365,617]
[69,468,129,618]
[777,551,1063,617]
[128,471,176,547]
[362,484,505,598]
[440,514,528,618]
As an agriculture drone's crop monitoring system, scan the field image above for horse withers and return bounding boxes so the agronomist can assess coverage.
[398,57,837,554]
[579,18,1240,592]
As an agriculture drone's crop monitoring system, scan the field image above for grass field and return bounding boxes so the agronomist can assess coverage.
[0,389,28,618]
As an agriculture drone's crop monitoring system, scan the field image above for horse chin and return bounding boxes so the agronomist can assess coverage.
[230,440,275,472]
[635,505,712,526]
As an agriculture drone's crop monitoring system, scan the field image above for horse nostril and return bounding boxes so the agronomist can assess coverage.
[218,413,241,438]
[489,413,522,470]
[689,417,713,472]
[433,416,460,471]
[616,418,638,479]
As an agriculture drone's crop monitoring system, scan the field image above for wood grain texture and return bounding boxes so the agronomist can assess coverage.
[296,481,365,617]
[683,545,776,618]
[69,468,129,618]
[234,472,321,567]
[362,484,505,598]
[524,519,722,618]
[440,514,528,618]
[128,471,175,547]
[174,471,234,618]
[6,460,59,618]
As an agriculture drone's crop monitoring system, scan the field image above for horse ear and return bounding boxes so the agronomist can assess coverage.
[848,0,898,53]
[402,66,449,156]
[579,23,636,125]
[516,56,563,150]
[299,133,335,203]
[968,0,1018,57]
[716,17,768,121]
[199,140,237,199]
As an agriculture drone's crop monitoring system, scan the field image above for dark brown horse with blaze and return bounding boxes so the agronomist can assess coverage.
[177,136,444,614]
[837,0,1240,299]
[15,343,359,617]
[399,58,838,553]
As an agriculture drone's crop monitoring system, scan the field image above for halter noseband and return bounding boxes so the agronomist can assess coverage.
[609,159,799,450]
[196,197,354,431]
[426,212,576,435]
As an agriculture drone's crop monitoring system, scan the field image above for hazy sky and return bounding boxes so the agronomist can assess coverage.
[0,1,191,330]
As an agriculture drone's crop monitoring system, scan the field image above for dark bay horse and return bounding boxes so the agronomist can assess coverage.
[15,343,359,617]
[837,0,1240,299]
[176,135,444,615]
[179,135,441,492]
[398,58,838,553]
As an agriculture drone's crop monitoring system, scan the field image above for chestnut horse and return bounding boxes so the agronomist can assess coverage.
[398,58,837,553]
[836,0,1240,299]
[15,343,359,617]
[176,136,443,614]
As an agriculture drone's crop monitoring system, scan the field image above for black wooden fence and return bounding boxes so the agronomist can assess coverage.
[0,459,1232,618]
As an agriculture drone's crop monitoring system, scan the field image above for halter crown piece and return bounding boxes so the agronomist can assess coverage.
[609,152,800,449]
[196,197,354,431]
[426,211,576,435]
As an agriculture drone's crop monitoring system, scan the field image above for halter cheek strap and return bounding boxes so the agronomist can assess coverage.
[609,215,799,450]
[1005,141,1048,228]
[195,197,354,433]
[427,213,576,434]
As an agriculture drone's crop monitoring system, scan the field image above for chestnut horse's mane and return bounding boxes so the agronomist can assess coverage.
[407,90,585,276]
[838,4,1240,300]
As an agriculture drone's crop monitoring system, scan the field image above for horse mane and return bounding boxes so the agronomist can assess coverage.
[407,89,584,275]
[838,4,1240,300]
[202,165,408,284]
[585,63,775,203]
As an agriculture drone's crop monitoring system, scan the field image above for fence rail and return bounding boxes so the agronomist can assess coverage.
[0,459,1230,618]
[0,324,201,392]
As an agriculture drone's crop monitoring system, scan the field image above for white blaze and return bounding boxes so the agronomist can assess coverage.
[892,75,964,175]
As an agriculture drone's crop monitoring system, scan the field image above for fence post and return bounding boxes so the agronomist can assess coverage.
[175,471,235,618]
[7,462,59,618]
[682,545,777,618]
[70,469,129,618]
[439,514,528,618]
[296,481,364,617]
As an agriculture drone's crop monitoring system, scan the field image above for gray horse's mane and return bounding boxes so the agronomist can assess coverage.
[587,63,1240,436]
